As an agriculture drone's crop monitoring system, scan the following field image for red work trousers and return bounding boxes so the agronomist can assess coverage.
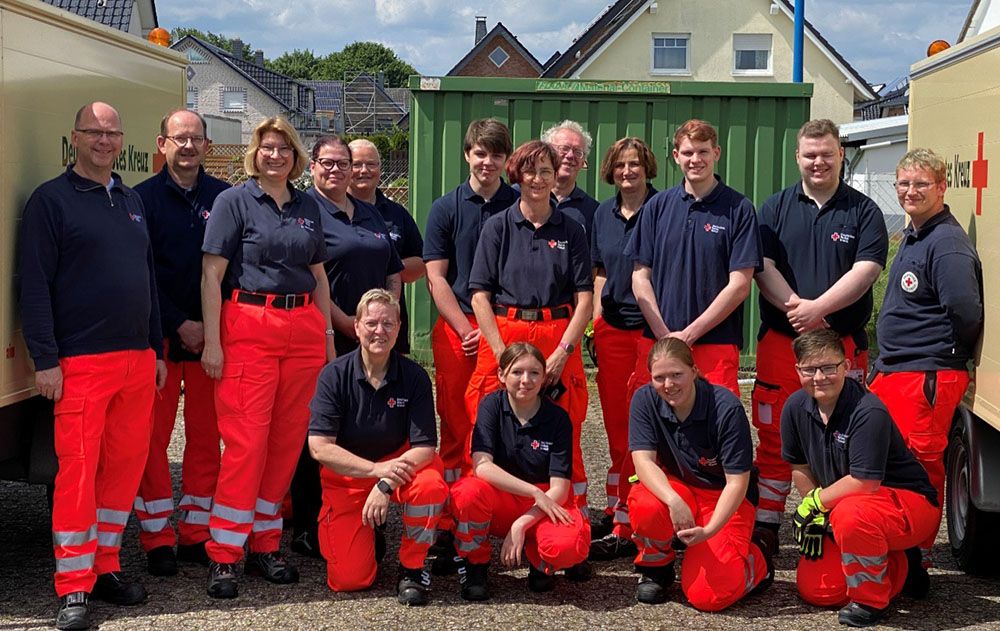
[450,476,590,573]
[432,315,479,485]
[796,486,939,609]
[612,340,740,538]
[465,311,589,512]
[592,317,645,518]
[753,330,867,528]
[206,300,326,564]
[869,369,968,560]
[628,478,767,612]
[51,349,156,597]
[318,455,448,591]
[135,342,220,551]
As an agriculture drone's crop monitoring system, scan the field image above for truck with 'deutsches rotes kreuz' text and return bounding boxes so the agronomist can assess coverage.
[908,24,1000,575]
[0,0,185,489]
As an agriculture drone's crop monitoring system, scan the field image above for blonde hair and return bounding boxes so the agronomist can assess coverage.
[244,117,309,179]
[897,148,947,183]
[355,288,400,320]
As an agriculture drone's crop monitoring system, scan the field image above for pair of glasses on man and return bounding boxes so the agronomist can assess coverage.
[794,360,846,378]
[165,135,207,146]
[74,129,124,140]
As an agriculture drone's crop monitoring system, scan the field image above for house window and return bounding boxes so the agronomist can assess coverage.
[186,88,198,110]
[221,87,246,112]
[185,49,208,64]
[489,46,510,68]
[733,34,772,74]
[652,34,689,73]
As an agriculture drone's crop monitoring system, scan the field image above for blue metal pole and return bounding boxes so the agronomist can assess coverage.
[793,0,805,82]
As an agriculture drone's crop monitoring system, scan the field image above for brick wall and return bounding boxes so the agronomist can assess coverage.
[454,41,540,78]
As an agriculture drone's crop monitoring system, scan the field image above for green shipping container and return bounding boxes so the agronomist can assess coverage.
[406,76,813,367]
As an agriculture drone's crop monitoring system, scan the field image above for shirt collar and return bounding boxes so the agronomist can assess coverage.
[510,200,562,226]
[680,175,725,204]
[159,165,206,196]
[65,164,124,192]
[351,348,401,385]
[804,377,863,430]
[499,392,543,429]
[794,180,849,209]
[246,177,300,206]
[462,178,512,202]
[652,378,712,425]
[903,205,953,239]
[613,184,658,220]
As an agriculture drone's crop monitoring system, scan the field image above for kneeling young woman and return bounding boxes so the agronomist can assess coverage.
[450,342,591,600]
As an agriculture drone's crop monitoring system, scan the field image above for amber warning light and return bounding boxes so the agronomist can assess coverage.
[927,39,951,56]
[148,27,171,47]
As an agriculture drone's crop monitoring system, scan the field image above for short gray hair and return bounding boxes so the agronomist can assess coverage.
[541,120,592,157]
[348,138,380,161]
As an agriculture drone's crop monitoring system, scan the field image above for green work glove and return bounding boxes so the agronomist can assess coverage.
[791,487,828,546]
[800,515,830,560]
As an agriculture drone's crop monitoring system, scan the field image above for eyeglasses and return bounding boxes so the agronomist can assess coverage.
[166,135,207,147]
[553,144,585,160]
[523,168,556,180]
[894,180,935,192]
[795,360,845,378]
[361,318,397,332]
[351,161,381,171]
[315,158,352,171]
[259,145,293,157]
[75,129,124,140]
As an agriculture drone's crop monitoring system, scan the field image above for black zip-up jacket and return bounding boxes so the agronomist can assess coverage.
[134,166,229,362]
[19,166,163,370]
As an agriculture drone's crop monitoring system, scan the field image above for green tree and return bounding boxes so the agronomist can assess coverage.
[318,42,417,87]
[267,49,322,79]
[170,27,253,59]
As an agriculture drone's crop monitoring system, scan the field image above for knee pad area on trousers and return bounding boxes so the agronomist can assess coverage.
[680,552,748,612]
[796,554,849,608]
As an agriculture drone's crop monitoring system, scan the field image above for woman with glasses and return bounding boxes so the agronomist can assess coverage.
[289,134,404,558]
[627,337,774,610]
[460,140,594,572]
[200,117,334,599]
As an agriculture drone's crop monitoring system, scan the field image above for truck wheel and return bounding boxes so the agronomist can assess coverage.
[946,421,1000,574]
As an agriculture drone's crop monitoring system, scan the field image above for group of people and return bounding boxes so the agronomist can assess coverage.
[18,102,982,631]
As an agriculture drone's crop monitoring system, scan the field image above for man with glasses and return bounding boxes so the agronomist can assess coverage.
[132,109,230,577]
[541,121,599,235]
[752,119,888,534]
[19,102,168,629]
[869,148,983,567]
[348,139,425,354]
[781,329,938,627]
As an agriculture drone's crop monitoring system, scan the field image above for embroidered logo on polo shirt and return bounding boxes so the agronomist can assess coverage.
[128,212,143,223]
[373,232,388,240]
[200,209,211,220]
[388,397,408,408]
[831,232,855,244]
[901,271,919,293]
[547,240,568,250]
[389,229,401,242]
[530,439,551,452]
[297,217,316,232]
[833,431,848,444]
[698,455,718,467]
[703,223,726,234]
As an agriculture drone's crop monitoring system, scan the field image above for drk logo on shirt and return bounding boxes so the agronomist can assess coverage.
[388,397,408,409]
[530,439,551,452]
[831,232,855,244]
[833,431,849,444]
[698,455,718,467]
[901,271,919,293]
[297,217,316,232]
[703,223,726,234]
[128,212,142,223]
[200,209,211,220]
[547,239,568,250]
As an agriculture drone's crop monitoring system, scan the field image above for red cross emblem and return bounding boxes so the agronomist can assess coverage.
[901,271,918,293]
[388,398,396,408]
[548,240,557,248]
[704,223,712,232]
[831,232,840,241]
[973,131,989,216]
[531,440,540,450]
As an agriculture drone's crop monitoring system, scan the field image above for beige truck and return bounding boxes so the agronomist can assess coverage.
[0,0,185,485]
[908,24,1000,573]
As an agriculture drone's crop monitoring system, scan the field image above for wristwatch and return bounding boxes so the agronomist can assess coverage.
[558,341,575,353]
[376,479,392,495]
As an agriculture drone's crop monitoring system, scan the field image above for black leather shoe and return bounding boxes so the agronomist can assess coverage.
[635,563,675,604]
[206,561,238,599]
[459,562,490,601]
[527,565,555,593]
[838,602,889,627]
[146,546,178,577]
[55,592,90,630]
[397,565,431,606]
[430,539,462,576]
[590,513,614,539]
[246,552,299,584]
[564,560,593,582]
[589,533,638,561]
[902,546,930,599]
[91,572,146,606]
[749,526,778,596]
[177,541,210,565]
[290,531,321,559]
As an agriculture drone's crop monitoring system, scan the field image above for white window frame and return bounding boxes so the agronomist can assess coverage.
[221,87,247,113]
[732,33,773,76]
[651,33,690,76]
[185,48,209,64]
[489,46,510,68]
[186,87,198,110]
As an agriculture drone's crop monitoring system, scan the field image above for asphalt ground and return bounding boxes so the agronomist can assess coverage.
[3,378,1000,630]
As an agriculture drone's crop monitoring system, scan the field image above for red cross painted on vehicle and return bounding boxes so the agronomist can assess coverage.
[973,131,989,216]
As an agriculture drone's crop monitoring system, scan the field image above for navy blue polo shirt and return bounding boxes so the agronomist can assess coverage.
[629,378,757,502]
[422,180,519,313]
[876,207,983,372]
[625,178,761,344]
[471,390,573,484]
[781,378,938,506]
[203,178,327,295]
[555,185,600,236]
[308,348,437,462]
[468,203,593,308]
[590,186,657,330]
[135,166,229,362]
[309,189,404,316]
[758,181,888,339]
[374,189,424,354]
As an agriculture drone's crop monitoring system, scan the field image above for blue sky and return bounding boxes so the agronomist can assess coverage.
[158,0,971,86]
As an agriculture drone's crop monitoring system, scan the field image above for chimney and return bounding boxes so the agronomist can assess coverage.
[231,38,243,59]
[475,16,487,45]
[254,49,264,66]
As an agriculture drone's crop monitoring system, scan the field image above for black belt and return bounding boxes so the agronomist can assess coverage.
[233,290,312,309]
[493,305,571,321]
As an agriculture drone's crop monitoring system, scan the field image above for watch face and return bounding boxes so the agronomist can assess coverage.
[377,480,392,494]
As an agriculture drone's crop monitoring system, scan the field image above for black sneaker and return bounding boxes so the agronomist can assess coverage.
[246,552,299,584]
[55,592,89,630]
[146,545,178,577]
[91,572,147,606]
[206,561,238,599]
[290,531,321,559]
[564,560,593,582]
[375,524,387,564]
[902,546,930,599]
[635,563,675,604]
[177,541,210,565]
[427,529,455,557]
[458,561,490,601]
[397,565,431,606]
[430,538,462,576]
[589,533,638,561]
[749,526,778,596]
[837,602,889,627]
[528,565,556,593]
[590,513,614,539]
